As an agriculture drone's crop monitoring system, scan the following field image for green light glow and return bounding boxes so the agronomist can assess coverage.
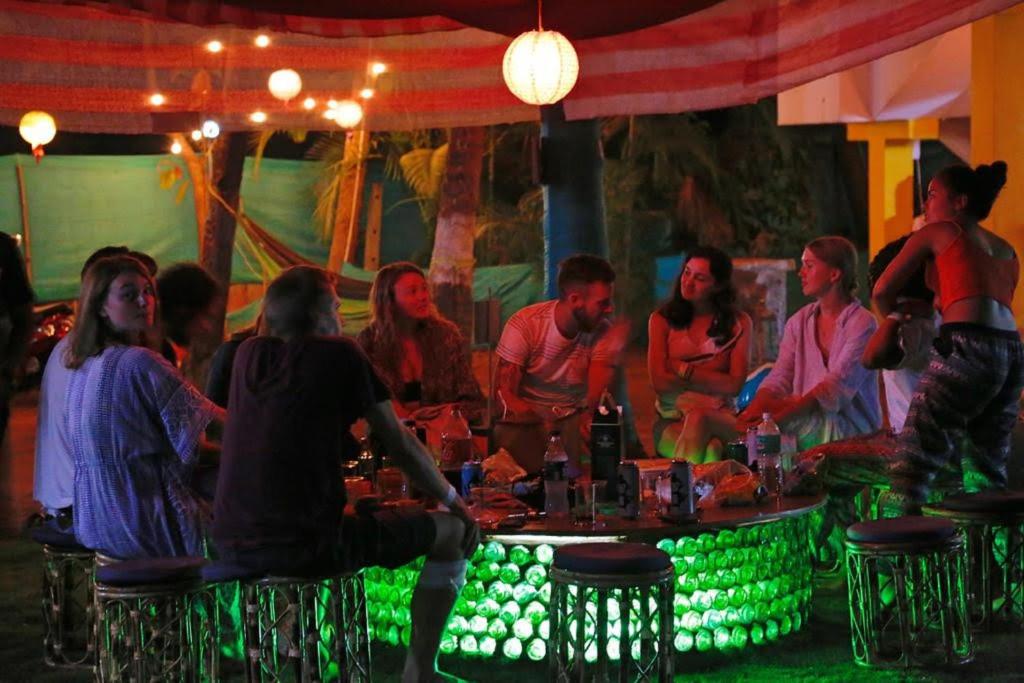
[363,515,814,660]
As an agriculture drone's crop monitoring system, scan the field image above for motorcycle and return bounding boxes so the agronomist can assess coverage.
[19,303,74,387]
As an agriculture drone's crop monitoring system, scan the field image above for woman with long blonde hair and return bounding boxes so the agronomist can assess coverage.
[357,262,483,421]
[66,255,223,559]
[736,236,880,448]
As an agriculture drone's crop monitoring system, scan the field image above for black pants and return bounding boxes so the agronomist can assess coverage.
[891,323,1024,503]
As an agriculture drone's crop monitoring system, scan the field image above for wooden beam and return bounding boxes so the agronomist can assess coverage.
[13,161,31,281]
[188,132,247,387]
[327,129,368,273]
[363,183,383,271]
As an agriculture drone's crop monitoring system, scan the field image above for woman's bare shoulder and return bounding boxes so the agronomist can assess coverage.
[980,227,1017,259]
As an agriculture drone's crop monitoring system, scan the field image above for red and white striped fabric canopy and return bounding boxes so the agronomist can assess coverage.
[0,0,1016,134]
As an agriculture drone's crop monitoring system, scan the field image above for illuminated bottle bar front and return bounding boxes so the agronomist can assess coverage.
[363,511,817,661]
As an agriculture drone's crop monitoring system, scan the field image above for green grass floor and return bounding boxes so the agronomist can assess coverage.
[2,538,1023,682]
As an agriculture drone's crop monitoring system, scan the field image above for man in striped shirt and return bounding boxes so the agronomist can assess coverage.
[493,255,629,476]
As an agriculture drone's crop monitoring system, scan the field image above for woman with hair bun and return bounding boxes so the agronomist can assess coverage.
[873,161,1023,509]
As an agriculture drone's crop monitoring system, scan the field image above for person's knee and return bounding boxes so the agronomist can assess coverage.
[684,409,710,433]
[418,557,468,593]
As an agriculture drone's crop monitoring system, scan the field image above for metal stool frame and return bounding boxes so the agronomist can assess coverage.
[922,504,1024,631]
[844,533,972,668]
[549,566,674,683]
[94,577,209,682]
[245,572,370,683]
[39,544,95,668]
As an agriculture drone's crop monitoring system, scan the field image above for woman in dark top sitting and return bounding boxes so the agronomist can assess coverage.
[357,262,484,422]
[873,161,1023,510]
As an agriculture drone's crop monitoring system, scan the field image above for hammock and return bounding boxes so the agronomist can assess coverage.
[237,213,371,300]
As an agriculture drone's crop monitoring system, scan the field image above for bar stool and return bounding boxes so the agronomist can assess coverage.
[922,490,1024,631]
[199,561,264,681]
[549,542,673,682]
[94,556,210,682]
[30,525,95,668]
[245,571,371,682]
[845,517,972,668]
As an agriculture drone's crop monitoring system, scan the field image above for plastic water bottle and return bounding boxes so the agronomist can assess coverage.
[756,413,782,496]
[543,430,570,517]
[440,405,473,468]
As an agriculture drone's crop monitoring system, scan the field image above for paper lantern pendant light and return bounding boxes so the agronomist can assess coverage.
[268,69,302,102]
[19,111,57,162]
[503,28,579,106]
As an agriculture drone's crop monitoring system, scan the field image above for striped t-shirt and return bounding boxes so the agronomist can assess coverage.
[496,300,613,411]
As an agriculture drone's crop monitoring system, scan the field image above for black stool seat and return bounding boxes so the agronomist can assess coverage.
[848,516,956,544]
[930,491,1024,515]
[96,557,206,587]
[30,525,89,552]
[200,560,264,583]
[553,542,671,575]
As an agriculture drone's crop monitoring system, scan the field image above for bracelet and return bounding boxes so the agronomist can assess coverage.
[441,484,459,507]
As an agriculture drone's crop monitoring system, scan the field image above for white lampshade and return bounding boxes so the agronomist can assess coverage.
[19,111,57,148]
[333,99,364,128]
[268,69,302,102]
[502,29,579,105]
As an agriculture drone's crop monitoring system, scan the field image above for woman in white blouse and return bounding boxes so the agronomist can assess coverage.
[737,236,881,449]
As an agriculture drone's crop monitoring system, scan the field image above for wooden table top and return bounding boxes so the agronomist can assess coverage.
[480,494,826,543]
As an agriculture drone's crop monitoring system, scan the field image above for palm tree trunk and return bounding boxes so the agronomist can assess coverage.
[188,132,247,388]
[429,126,485,341]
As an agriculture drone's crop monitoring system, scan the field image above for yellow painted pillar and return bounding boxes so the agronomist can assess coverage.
[972,7,1024,324]
[848,119,939,258]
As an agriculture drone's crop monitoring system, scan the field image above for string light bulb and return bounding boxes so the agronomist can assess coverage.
[333,99,364,128]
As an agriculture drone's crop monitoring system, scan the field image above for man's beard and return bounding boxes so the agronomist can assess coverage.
[573,305,599,333]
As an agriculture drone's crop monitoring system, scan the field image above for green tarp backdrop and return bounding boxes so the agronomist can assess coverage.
[0,153,542,334]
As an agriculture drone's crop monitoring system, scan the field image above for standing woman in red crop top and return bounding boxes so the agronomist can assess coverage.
[872,161,1023,510]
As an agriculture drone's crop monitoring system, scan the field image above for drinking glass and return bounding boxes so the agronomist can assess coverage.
[640,469,661,517]
[376,467,408,501]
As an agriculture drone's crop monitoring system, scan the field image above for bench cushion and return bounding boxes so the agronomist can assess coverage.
[30,525,89,552]
[200,560,265,583]
[847,516,956,544]
[553,542,671,575]
[95,557,206,587]
[930,490,1024,515]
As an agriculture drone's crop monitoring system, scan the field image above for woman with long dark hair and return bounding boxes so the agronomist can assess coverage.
[873,161,1022,509]
[648,246,752,461]
[357,262,484,421]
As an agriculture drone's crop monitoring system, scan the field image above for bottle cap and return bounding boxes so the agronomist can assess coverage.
[762,412,771,420]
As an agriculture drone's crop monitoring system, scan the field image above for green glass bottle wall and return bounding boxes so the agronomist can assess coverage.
[363,512,818,661]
